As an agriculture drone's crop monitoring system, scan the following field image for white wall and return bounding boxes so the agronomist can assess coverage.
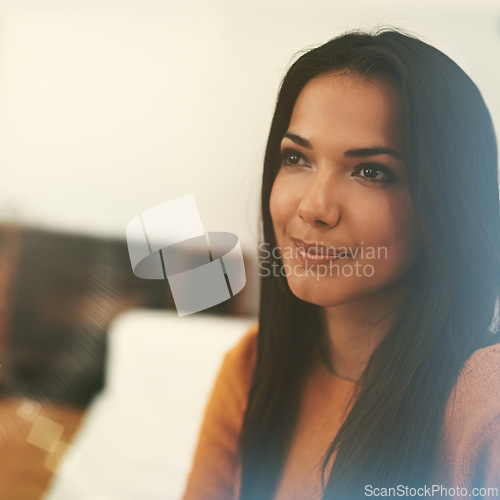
[0,0,498,255]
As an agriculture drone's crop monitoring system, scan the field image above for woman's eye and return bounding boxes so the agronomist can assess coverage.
[280,148,309,167]
[352,164,395,184]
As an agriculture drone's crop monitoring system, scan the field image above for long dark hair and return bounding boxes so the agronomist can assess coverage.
[237,29,500,499]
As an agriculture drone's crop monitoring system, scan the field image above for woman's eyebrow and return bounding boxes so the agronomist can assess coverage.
[282,132,312,149]
[283,133,403,161]
[345,147,404,160]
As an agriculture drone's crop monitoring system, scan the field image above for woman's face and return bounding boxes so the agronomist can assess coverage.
[269,71,421,308]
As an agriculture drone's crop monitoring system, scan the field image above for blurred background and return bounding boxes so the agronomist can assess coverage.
[0,0,498,498]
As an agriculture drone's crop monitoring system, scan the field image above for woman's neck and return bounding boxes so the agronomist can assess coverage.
[320,282,411,382]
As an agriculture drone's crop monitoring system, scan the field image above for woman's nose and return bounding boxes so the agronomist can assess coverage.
[297,176,341,229]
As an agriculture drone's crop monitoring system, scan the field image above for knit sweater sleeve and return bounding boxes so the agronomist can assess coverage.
[181,324,258,500]
[466,345,500,492]
[476,414,500,491]
[435,343,500,492]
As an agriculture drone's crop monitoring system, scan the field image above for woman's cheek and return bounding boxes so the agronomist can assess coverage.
[270,173,293,227]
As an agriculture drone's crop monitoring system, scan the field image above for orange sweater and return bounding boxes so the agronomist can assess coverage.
[181,325,500,499]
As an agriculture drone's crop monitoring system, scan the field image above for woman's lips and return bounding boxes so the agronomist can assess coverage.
[291,238,352,264]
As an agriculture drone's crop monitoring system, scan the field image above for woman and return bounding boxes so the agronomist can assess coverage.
[182,29,500,499]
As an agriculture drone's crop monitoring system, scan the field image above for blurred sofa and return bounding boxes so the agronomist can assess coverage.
[0,223,258,407]
[44,309,257,500]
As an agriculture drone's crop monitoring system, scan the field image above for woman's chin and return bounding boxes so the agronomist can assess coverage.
[286,277,354,308]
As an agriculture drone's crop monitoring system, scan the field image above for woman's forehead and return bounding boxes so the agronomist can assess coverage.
[286,72,403,154]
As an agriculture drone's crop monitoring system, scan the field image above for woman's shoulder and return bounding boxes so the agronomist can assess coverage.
[180,323,259,500]
[454,342,500,409]
[438,342,500,488]
[442,341,500,445]
[225,322,259,360]
[462,341,500,372]
[221,322,259,387]
[208,323,258,407]
[447,342,500,421]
